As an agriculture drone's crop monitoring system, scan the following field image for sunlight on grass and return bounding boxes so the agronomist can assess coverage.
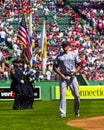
[0,100,104,130]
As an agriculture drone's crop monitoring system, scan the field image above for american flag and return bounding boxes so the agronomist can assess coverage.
[17,14,32,63]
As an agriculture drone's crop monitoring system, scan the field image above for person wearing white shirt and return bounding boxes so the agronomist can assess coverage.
[46,69,51,80]
[0,29,7,45]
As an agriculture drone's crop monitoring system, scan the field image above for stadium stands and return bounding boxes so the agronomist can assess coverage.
[0,0,104,82]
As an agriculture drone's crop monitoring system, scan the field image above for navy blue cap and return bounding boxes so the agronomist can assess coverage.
[18,59,24,64]
[12,59,19,64]
[61,41,69,47]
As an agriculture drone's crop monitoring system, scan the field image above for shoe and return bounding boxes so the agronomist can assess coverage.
[75,113,80,118]
[60,114,66,118]
[12,106,21,110]
[27,105,33,109]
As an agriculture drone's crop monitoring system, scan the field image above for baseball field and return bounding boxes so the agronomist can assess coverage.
[0,99,104,130]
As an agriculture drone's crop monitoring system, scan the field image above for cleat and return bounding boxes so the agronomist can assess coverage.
[75,113,80,118]
[60,114,66,118]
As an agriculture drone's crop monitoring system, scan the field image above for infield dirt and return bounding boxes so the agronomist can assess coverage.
[67,116,104,130]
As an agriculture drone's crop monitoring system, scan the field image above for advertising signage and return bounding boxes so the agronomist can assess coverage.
[0,87,41,100]
[56,86,104,99]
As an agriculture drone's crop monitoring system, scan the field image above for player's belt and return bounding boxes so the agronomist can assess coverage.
[63,74,71,76]
[64,72,76,76]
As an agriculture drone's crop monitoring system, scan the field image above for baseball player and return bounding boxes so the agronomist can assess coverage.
[53,41,82,118]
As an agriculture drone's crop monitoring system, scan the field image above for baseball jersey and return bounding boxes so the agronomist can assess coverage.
[53,51,81,74]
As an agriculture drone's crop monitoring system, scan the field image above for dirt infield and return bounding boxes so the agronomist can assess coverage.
[67,116,104,130]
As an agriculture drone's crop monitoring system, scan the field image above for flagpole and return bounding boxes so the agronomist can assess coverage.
[42,19,47,75]
[29,11,33,67]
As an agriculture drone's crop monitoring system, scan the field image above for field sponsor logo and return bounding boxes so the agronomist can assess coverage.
[56,86,104,99]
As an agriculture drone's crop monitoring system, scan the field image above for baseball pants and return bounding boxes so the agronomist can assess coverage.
[59,76,80,117]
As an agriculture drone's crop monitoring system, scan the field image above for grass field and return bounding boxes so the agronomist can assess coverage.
[0,99,104,130]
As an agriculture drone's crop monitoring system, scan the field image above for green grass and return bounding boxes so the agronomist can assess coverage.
[0,100,104,130]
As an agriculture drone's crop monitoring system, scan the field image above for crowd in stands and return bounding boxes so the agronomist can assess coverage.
[0,0,104,82]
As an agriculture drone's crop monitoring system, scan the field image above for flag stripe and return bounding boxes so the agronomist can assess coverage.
[17,14,32,63]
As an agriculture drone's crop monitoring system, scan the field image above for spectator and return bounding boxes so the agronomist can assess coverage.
[0,28,7,46]
[0,52,5,73]
[0,52,5,80]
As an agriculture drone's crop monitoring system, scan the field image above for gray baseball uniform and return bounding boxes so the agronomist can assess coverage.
[53,51,81,117]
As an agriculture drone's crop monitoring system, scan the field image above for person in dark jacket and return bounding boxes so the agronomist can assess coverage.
[23,64,35,109]
[10,59,24,110]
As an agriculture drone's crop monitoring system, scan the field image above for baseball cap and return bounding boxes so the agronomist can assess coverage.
[61,41,69,47]
[12,59,19,64]
[18,59,24,64]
